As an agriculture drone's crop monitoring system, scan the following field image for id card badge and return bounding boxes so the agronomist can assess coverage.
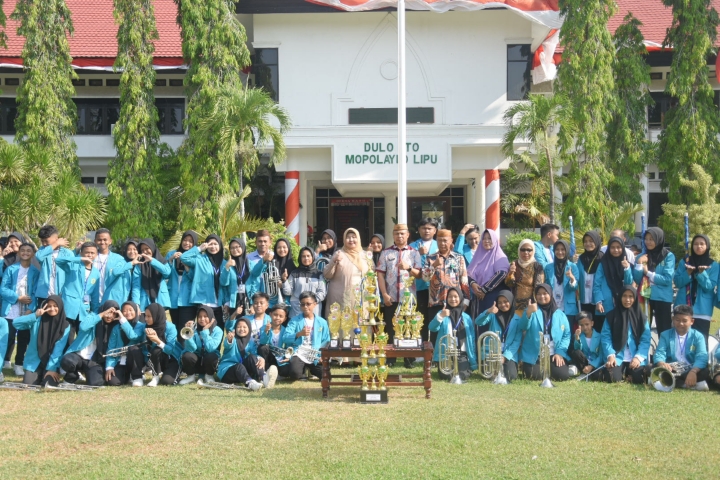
[238,285,246,294]
[83,294,90,304]
[544,334,550,344]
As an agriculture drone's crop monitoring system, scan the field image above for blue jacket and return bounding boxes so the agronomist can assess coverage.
[576,261,601,305]
[632,252,676,303]
[165,250,195,309]
[259,325,286,346]
[600,317,651,366]
[653,327,707,369]
[183,325,223,357]
[245,252,268,300]
[517,308,571,363]
[225,313,272,334]
[217,335,259,380]
[65,309,104,355]
[179,246,231,306]
[34,246,74,299]
[592,263,634,314]
[543,262,580,315]
[474,310,522,362]
[573,330,603,369]
[453,234,475,266]
[410,239,438,291]
[533,241,553,268]
[222,263,246,309]
[0,317,7,363]
[13,312,71,372]
[673,260,718,317]
[131,259,172,310]
[283,314,330,365]
[100,253,133,305]
[0,263,40,317]
[105,319,147,369]
[55,257,101,321]
[142,322,180,361]
[429,312,478,370]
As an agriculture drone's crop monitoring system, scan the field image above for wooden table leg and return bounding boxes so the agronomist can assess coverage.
[321,355,330,398]
[423,343,432,399]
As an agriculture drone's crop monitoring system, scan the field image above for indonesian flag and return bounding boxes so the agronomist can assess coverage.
[531,28,560,84]
[307,0,562,28]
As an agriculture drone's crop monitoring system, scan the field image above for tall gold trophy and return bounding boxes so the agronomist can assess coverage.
[393,273,424,348]
[328,303,341,348]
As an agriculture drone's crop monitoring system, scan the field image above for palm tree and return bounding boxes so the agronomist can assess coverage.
[501,94,576,224]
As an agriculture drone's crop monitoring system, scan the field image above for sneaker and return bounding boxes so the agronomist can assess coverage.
[3,361,10,369]
[568,365,579,376]
[179,374,196,386]
[247,379,263,391]
[131,378,144,387]
[265,365,278,389]
[77,372,87,383]
[147,375,161,387]
[693,381,709,391]
[204,375,216,384]
[13,365,24,376]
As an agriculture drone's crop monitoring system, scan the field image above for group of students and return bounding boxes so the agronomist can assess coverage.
[0,220,719,391]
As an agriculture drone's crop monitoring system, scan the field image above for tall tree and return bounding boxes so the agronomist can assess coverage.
[556,0,618,231]
[106,0,163,240]
[607,12,654,205]
[173,0,251,232]
[12,0,78,171]
[657,0,720,205]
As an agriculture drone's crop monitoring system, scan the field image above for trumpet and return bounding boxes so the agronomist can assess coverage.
[269,345,294,364]
[477,331,507,385]
[438,329,463,384]
[197,378,248,390]
[180,320,196,341]
[650,361,692,392]
[0,382,42,391]
[43,384,104,391]
[103,341,150,358]
[538,331,554,388]
[263,261,283,302]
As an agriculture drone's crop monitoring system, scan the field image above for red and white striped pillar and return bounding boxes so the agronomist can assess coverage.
[285,171,300,243]
[485,169,500,231]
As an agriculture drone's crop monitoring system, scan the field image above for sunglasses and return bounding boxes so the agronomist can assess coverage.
[519,248,533,253]
[300,302,315,307]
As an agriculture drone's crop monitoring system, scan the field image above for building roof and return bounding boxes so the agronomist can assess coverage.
[0,0,183,69]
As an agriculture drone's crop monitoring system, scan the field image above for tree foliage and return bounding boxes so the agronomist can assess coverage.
[106,0,163,241]
[657,0,720,205]
[11,0,78,171]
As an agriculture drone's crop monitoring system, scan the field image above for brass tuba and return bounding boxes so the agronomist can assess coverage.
[477,331,507,385]
[538,331,554,388]
[650,361,691,392]
[263,261,283,302]
[438,329,463,384]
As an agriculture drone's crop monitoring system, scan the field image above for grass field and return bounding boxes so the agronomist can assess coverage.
[1,363,719,480]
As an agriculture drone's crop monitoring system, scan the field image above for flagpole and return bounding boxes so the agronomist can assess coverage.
[397,0,407,224]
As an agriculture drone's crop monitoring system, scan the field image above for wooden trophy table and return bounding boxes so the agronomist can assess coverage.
[320,342,434,399]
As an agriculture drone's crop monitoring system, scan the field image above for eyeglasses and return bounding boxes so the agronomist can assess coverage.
[300,302,315,307]
[519,248,533,253]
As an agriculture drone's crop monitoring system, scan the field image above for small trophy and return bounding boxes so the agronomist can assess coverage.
[328,303,341,348]
[341,305,353,348]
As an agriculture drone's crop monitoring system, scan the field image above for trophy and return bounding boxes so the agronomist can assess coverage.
[411,312,423,346]
[393,274,422,348]
[358,363,370,391]
[341,305,354,348]
[328,303,341,348]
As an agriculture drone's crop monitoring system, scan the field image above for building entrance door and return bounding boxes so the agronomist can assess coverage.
[330,198,371,246]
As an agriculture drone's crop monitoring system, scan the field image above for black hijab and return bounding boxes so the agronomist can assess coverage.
[446,287,467,348]
[3,231,23,268]
[145,303,168,343]
[95,300,120,358]
[645,227,670,271]
[120,301,140,345]
[371,233,385,267]
[294,247,318,278]
[599,237,627,303]
[273,238,297,275]
[320,229,337,257]
[494,290,515,339]
[175,230,198,276]
[687,234,712,304]
[204,234,224,299]
[579,231,603,275]
[36,295,69,367]
[194,305,218,349]
[535,284,558,334]
[138,239,166,303]
[229,237,248,285]
[123,240,138,262]
[553,240,570,286]
[234,317,253,356]
[607,285,645,352]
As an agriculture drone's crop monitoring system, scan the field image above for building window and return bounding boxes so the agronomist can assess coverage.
[253,48,279,101]
[648,192,669,227]
[507,44,532,101]
[348,108,434,125]
[0,97,17,134]
[75,99,121,135]
[156,98,185,134]
[373,197,385,238]
[648,92,677,128]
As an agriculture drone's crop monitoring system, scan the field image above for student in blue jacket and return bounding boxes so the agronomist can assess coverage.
[454,224,481,266]
[215,317,265,391]
[166,230,199,332]
[543,240,579,326]
[534,223,559,268]
[133,239,172,311]
[633,227,676,335]
[13,295,70,387]
[60,300,119,386]
[410,217,439,325]
[258,303,291,377]
[143,303,180,386]
[653,304,709,391]
[429,287,476,381]
[283,292,330,381]
[518,284,571,381]
[179,234,231,329]
[223,237,249,319]
[1,243,39,373]
[601,286,651,384]
[576,231,603,331]
[178,305,225,385]
[673,234,717,343]
[475,290,521,382]
[34,225,74,303]
[121,241,141,303]
[0,231,24,281]
[105,302,146,387]
[56,242,101,344]
[93,228,130,305]
[570,312,603,381]
[0,316,7,382]
[593,236,634,331]
[245,229,273,300]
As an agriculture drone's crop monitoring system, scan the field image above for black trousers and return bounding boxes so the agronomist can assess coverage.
[60,352,105,386]
[692,318,711,344]
[673,368,709,386]
[416,289,430,342]
[4,321,30,364]
[148,347,180,385]
[65,318,81,352]
[503,360,518,382]
[212,306,225,332]
[604,362,646,384]
[437,352,471,381]
[221,355,264,384]
[169,306,198,333]
[522,360,570,381]
[288,356,322,380]
[571,350,603,380]
[650,300,673,335]
[581,304,605,333]
[106,345,145,386]
[181,352,219,376]
[23,368,59,387]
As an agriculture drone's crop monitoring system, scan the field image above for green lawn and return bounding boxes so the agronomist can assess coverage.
[1,365,719,479]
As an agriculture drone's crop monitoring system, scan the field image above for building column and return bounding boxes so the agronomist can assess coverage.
[485,169,500,231]
[285,171,300,243]
[385,193,397,239]
[299,173,308,247]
